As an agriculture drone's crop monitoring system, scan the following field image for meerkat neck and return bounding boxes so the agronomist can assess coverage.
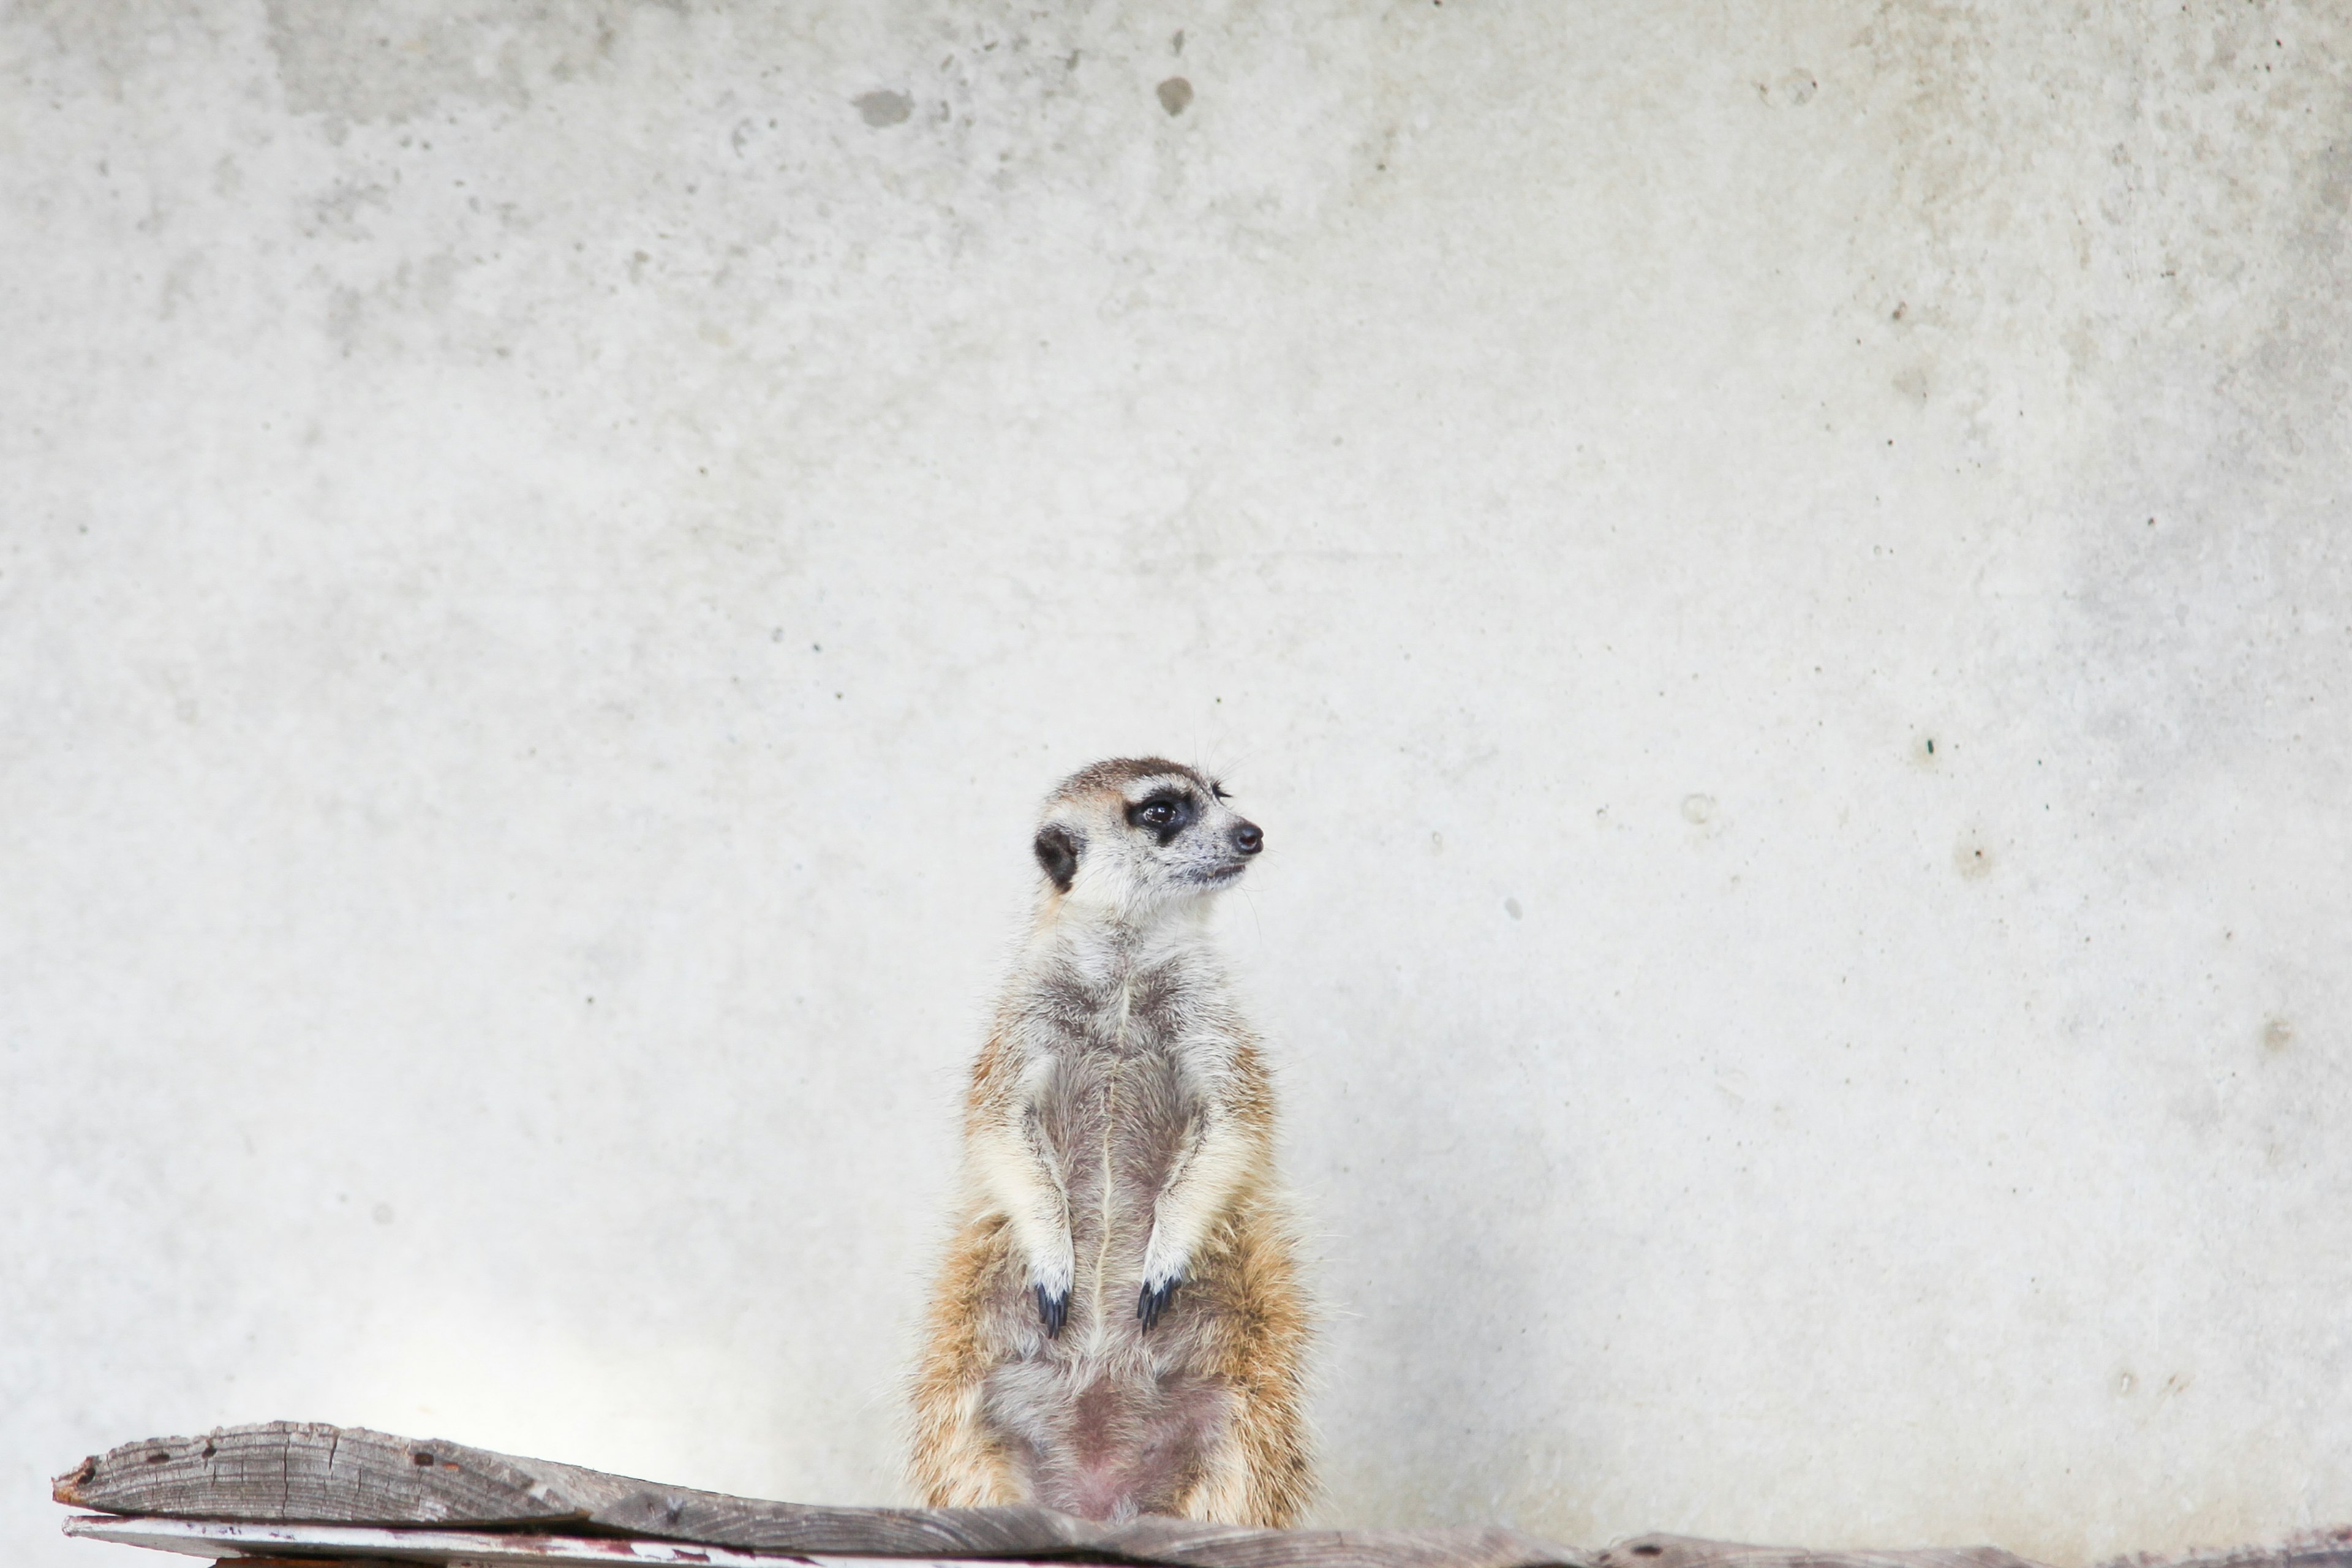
[1030,899,1215,977]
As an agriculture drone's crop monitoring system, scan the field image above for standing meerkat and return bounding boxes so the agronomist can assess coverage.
[908,758,1313,1527]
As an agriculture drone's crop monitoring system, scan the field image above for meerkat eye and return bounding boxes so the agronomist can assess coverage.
[1126,791,1196,842]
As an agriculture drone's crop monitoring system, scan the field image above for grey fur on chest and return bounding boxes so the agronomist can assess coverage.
[1014,954,1226,1260]
[1016,940,1232,1066]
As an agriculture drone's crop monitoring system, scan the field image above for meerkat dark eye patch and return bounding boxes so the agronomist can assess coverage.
[1034,825,1080,892]
[1126,790,1196,845]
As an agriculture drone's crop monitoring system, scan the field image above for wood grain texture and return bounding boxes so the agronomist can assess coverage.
[54,1423,2352,1568]
[56,1518,2352,1568]
[72,1515,1574,1568]
[1589,1537,2043,1568]
[64,1513,880,1564]
[55,1423,622,1529]
[2092,1528,2352,1568]
[53,1422,1589,1568]
[49,1517,1628,1568]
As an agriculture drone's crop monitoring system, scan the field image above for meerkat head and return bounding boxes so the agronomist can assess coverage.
[1030,757,1263,922]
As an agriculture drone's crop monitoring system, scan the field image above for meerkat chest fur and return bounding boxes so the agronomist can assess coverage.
[1023,925,1240,1340]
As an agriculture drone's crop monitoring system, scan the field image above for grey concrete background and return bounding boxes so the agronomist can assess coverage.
[5,3,2349,1566]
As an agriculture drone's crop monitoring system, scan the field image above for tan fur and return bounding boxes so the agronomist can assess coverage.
[908,1212,1028,1506]
[908,760,1314,1527]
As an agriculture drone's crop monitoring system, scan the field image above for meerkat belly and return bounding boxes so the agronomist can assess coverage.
[989,1355,1231,1521]
[1049,1047,1189,1324]
[982,1040,1227,1520]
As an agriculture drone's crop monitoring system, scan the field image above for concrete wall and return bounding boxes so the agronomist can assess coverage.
[6,4,2349,1566]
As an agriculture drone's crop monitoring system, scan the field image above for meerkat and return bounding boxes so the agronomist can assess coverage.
[908,758,1313,1528]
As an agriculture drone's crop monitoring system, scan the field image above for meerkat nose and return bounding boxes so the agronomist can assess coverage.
[1232,821,1264,856]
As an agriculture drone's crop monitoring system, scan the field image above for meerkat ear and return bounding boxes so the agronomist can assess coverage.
[1034,825,1080,893]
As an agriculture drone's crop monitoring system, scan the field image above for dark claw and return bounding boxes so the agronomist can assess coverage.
[1137,1276,1181,1330]
[1036,1284,1068,1338]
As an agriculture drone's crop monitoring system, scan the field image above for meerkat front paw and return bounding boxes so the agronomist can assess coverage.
[1137,1270,1185,1330]
[1138,1229,1188,1330]
[1027,1238,1074,1338]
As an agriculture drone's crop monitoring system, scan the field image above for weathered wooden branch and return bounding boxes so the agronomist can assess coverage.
[1597,1540,2352,1568]
[51,1421,2352,1568]
[64,1515,824,1564]
[55,1422,1583,1568]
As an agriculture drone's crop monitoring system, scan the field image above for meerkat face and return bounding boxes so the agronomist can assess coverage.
[1032,758,1264,920]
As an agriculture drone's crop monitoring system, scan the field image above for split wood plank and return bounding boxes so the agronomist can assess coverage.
[1591,1542,2042,1568]
[53,1521,2352,1568]
[56,1423,2352,1568]
[64,1514,758,1563]
[55,1422,1587,1568]
[1581,1532,2352,1568]
[2090,1532,2352,1568]
[62,1514,987,1565]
